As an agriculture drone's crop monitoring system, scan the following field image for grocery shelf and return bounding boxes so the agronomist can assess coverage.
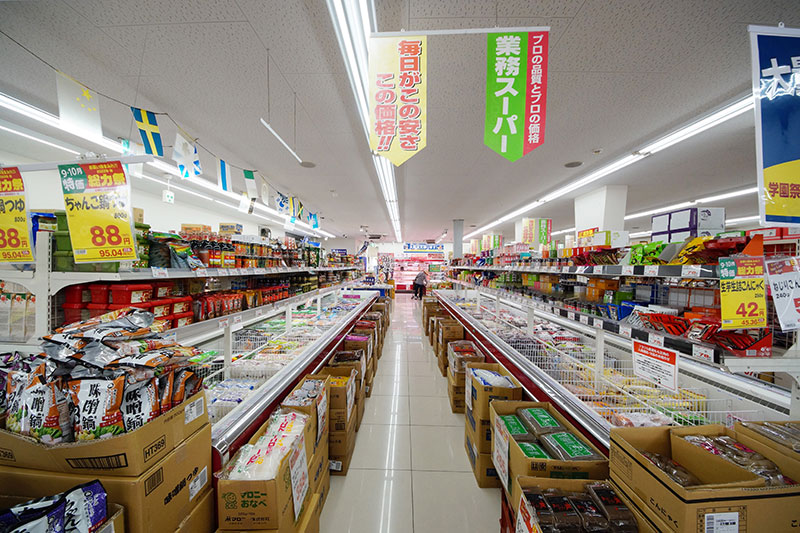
[450,263,719,279]
[210,290,378,467]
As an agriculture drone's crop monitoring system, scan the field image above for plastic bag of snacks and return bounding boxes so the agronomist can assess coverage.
[0,479,107,533]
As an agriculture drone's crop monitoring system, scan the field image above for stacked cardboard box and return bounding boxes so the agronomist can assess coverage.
[344,335,374,397]
[463,363,522,488]
[436,320,464,376]
[0,392,212,533]
[315,368,357,476]
[446,341,484,413]
[490,401,609,501]
[609,424,800,532]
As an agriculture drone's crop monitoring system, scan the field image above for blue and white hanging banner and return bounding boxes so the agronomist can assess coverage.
[749,25,800,226]
[403,242,444,255]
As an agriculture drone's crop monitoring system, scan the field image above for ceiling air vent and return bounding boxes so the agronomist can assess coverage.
[368,234,383,240]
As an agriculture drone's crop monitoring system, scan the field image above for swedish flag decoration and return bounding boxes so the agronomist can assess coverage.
[130,107,163,156]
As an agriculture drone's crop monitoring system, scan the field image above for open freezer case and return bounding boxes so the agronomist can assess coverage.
[434,288,791,452]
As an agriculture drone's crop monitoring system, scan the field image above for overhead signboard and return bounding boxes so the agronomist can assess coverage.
[403,242,444,255]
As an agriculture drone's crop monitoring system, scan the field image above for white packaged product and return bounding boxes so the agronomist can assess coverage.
[227,410,308,481]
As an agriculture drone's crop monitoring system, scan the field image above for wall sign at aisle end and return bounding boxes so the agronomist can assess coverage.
[58,161,137,263]
[0,167,34,263]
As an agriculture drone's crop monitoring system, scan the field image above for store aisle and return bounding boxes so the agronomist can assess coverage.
[321,295,500,533]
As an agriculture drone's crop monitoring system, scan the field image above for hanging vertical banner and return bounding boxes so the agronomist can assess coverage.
[485,30,549,161]
[538,218,552,245]
[749,25,800,226]
[0,167,34,263]
[243,169,258,199]
[719,256,768,329]
[766,256,800,331]
[368,36,427,166]
[58,161,137,263]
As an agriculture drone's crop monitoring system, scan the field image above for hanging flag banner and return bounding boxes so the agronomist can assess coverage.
[259,176,270,206]
[766,256,800,331]
[58,161,137,263]
[0,167,34,263]
[749,25,800,226]
[368,36,427,166]
[719,256,768,329]
[307,212,319,229]
[218,159,231,192]
[192,144,202,177]
[56,72,102,140]
[130,107,163,156]
[172,132,194,179]
[275,190,290,214]
[485,30,549,162]
[243,169,258,199]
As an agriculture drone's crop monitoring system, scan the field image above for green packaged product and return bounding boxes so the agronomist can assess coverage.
[519,441,551,459]
[540,432,603,461]
[500,414,537,442]
[517,407,564,437]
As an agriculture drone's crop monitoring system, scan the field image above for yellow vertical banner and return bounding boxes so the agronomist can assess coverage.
[368,36,427,166]
[0,167,34,263]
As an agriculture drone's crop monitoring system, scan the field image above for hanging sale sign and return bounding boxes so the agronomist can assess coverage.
[58,161,138,263]
[0,167,34,263]
[719,256,768,329]
[766,256,800,331]
[749,25,800,226]
[368,36,427,166]
[485,30,548,162]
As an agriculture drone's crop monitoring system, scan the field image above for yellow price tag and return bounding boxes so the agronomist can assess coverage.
[719,257,767,329]
[58,161,138,263]
[0,167,34,263]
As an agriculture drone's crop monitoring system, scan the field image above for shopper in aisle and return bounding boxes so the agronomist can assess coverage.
[412,270,427,299]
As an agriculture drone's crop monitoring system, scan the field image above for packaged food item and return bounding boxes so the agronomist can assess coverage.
[639,450,701,486]
[516,407,564,437]
[540,432,603,461]
[171,369,201,405]
[121,378,160,432]
[586,482,638,533]
[23,381,72,444]
[103,338,178,356]
[682,434,788,486]
[740,421,800,452]
[158,371,174,414]
[499,414,537,442]
[6,497,66,533]
[542,490,582,533]
[5,365,45,435]
[521,488,556,533]
[68,376,125,440]
[518,441,551,459]
[568,493,610,532]
[0,480,107,533]
[283,379,324,407]
[468,368,517,388]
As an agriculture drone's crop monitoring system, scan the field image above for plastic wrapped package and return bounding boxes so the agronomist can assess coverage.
[540,432,604,461]
[521,488,556,533]
[740,421,800,452]
[467,368,517,388]
[586,482,638,533]
[610,411,675,428]
[568,493,610,532]
[516,407,564,437]
[682,434,789,486]
[0,480,107,533]
[499,414,538,443]
[542,490,582,533]
[282,379,324,407]
[518,441,551,459]
[639,450,701,486]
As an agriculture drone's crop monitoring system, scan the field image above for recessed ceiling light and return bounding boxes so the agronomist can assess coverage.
[592,148,603,155]
[564,161,583,168]
[469,224,477,228]
[300,161,316,168]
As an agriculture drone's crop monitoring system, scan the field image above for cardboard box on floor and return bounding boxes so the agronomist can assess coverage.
[426,313,447,340]
[449,391,465,413]
[465,405,494,455]
[370,302,390,330]
[216,417,314,532]
[439,322,464,353]
[280,375,330,460]
[364,358,375,398]
[464,423,501,488]
[316,466,331,510]
[447,341,485,377]
[355,386,366,431]
[510,476,660,533]
[175,486,215,533]
[329,411,357,458]
[447,370,465,413]
[432,317,458,355]
[465,362,523,422]
[329,432,356,476]
[609,424,800,532]
[437,352,448,377]
[308,433,329,494]
[0,391,207,476]
[490,401,609,498]
[0,424,211,533]
[217,493,320,533]
[351,327,377,363]
[315,368,356,432]
[0,497,126,533]
[328,351,366,400]
[344,336,374,370]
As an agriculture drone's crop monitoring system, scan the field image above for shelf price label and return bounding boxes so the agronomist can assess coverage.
[648,332,664,347]
[579,315,589,325]
[643,265,659,276]
[681,264,702,277]
[593,318,604,328]
[622,265,634,276]
[194,268,208,278]
[151,267,168,278]
[58,161,137,263]
[619,325,632,338]
[692,344,714,361]
[0,167,34,264]
[719,257,767,330]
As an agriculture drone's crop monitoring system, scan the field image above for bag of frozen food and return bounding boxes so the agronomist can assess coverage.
[68,376,125,440]
[4,497,66,533]
[121,378,160,432]
[586,482,638,533]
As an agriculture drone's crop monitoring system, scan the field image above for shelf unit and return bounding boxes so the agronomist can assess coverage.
[442,282,800,418]
[450,263,719,279]
[0,233,361,347]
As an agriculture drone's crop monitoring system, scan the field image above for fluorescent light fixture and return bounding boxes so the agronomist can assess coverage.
[435,229,448,243]
[551,227,576,236]
[0,123,80,155]
[624,201,696,221]
[725,215,759,226]
[697,187,758,204]
[138,174,213,201]
[629,230,652,238]
[259,118,303,165]
[463,94,755,240]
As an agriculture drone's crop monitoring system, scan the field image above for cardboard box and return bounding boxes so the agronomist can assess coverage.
[0,498,125,533]
[329,413,357,457]
[175,486,215,533]
[180,224,211,233]
[219,223,243,235]
[344,337,373,367]
[510,476,660,533]
[328,351,366,396]
[308,434,329,493]
[464,362,523,422]
[449,391,465,413]
[217,422,313,531]
[355,388,366,431]
[438,322,464,348]
[0,391,207,476]
[447,342,484,375]
[464,424,501,488]
[329,436,356,476]
[0,424,211,533]
[437,353,448,377]
[316,467,331,510]
[281,376,329,457]
[314,368,356,422]
[465,404,494,454]
[610,425,800,532]
[432,318,459,354]
[491,401,609,497]
[133,207,144,224]
[734,420,800,461]
[217,493,320,533]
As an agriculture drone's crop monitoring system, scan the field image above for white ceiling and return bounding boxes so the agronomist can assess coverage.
[1,1,798,242]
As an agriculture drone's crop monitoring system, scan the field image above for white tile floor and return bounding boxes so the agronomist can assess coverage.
[321,295,501,533]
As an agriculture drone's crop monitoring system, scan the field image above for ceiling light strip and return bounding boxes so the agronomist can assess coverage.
[464,94,755,240]
[371,26,549,38]
[0,123,80,155]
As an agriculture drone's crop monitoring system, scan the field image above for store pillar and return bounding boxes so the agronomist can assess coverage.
[453,219,463,258]
[573,185,628,233]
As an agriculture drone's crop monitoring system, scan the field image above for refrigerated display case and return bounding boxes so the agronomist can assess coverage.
[393,256,445,292]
